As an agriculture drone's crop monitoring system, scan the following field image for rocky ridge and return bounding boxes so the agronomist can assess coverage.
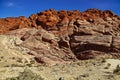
[0,9,120,65]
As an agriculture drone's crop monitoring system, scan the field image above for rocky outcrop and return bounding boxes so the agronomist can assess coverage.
[1,9,120,64]
[20,29,76,64]
[71,35,112,52]
[0,35,37,66]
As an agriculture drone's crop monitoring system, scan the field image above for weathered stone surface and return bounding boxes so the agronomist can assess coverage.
[1,9,120,64]
[0,35,36,66]
[6,28,38,38]
[70,35,113,55]
[92,24,105,33]
[78,25,96,35]
[112,36,120,52]
[73,35,112,47]
[76,50,111,60]
[20,29,76,64]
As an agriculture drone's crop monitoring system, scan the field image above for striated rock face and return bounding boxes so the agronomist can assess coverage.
[1,9,120,64]
[20,29,76,64]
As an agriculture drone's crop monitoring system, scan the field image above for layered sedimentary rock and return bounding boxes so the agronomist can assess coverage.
[1,9,120,64]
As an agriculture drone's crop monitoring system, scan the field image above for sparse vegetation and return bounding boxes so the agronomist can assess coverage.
[11,57,15,60]
[113,65,120,74]
[10,64,24,67]
[104,63,111,69]
[4,65,10,67]
[0,56,4,59]
[0,58,120,80]
[75,75,85,80]
[101,58,106,63]
[6,68,44,80]
[59,77,64,80]
[26,63,32,67]
[16,58,22,63]
[76,62,81,66]
[30,59,36,64]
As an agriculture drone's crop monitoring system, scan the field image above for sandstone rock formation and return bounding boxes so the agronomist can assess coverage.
[1,9,120,64]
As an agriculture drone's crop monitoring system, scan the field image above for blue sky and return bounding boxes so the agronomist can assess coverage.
[0,0,120,18]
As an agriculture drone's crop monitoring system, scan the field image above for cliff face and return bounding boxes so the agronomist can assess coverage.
[1,9,120,65]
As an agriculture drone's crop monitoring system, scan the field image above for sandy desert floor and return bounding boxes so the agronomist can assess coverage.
[0,58,120,80]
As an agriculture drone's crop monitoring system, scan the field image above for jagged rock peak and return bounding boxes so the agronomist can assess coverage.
[0,9,119,34]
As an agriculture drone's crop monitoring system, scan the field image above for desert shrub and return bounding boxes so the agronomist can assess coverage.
[101,58,106,63]
[0,56,4,59]
[113,65,120,74]
[11,57,15,60]
[6,68,44,80]
[26,63,32,67]
[75,75,85,80]
[104,63,111,69]
[10,64,24,67]
[16,58,22,63]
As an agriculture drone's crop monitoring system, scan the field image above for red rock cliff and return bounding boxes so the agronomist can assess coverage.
[1,9,120,64]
